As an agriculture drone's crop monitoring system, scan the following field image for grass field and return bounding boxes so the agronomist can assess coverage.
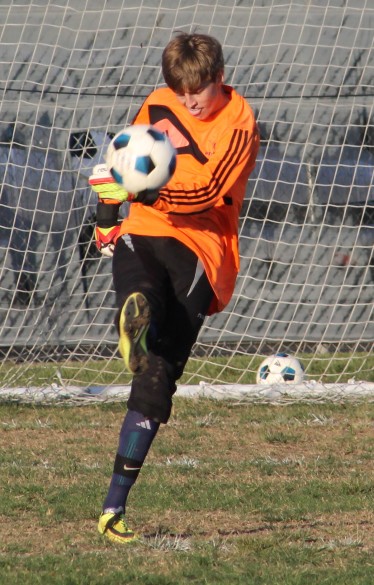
[0,397,373,584]
[1,352,373,394]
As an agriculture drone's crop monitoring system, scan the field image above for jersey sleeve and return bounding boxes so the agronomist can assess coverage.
[156,125,259,215]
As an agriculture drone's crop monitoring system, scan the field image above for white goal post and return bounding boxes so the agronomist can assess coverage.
[0,0,373,403]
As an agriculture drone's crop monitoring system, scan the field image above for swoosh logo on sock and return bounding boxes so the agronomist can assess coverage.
[123,464,141,471]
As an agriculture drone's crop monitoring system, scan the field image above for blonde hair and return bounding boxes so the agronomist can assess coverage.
[162,33,224,94]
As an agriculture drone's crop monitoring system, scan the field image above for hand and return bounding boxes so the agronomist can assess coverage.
[136,189,160,205]
[89,164,134,202]
[94,224,120,257]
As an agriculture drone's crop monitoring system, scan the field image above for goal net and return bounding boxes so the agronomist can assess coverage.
[1,0,373,403]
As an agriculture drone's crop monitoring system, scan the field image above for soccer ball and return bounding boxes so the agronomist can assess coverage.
[256,352,305,384]
[106,124,177,194]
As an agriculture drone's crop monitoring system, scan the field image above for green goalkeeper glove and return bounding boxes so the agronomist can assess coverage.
[88,163,136,203]
[89,164,160,205]
[89,164,132,257]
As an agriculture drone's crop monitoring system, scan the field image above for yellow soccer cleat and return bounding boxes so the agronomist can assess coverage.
[118,292,150,375]
[98,511,138,544]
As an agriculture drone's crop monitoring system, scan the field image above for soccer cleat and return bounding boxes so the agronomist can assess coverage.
[98,511,138,544]
[118,292,150,375]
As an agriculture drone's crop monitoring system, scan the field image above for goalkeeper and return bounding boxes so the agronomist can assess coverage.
[90,32,260,544]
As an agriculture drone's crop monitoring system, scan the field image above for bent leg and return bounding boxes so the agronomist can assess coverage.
[127,237,214,423]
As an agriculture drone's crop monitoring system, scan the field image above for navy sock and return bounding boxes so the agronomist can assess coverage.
[102,409,160,513]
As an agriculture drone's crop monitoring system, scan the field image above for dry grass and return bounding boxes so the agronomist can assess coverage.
[0,399,373,584]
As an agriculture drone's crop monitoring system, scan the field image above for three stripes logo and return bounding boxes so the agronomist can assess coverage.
[136,419,152,430]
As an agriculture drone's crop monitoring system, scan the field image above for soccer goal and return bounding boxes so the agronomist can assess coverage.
[0,0,373,404]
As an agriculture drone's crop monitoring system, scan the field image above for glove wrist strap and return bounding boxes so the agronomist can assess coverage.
[96,201,121,228]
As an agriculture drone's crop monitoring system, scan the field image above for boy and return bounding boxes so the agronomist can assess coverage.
[89,32,259,543]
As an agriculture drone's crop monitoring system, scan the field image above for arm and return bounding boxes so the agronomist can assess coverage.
[89,164,130,257]
[89,164,161,256]
[155,125,259,214]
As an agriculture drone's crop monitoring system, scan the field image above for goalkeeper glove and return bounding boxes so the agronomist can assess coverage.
[88,163,159,205]
[89,164,129,257]
[88,163,135,203]
[94,201,121,257]
[94,224,120,258]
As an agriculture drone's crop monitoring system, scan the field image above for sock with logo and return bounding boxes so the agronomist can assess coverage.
[102,409,160,513]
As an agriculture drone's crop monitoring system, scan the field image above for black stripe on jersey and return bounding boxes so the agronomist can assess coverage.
[160,129,251,208]
[148,104,209,164]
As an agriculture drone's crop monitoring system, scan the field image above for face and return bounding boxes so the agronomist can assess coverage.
[175,77,228,121]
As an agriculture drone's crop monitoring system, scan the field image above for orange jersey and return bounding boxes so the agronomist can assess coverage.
[118,85,259,314]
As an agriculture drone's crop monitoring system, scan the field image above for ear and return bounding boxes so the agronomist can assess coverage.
[216,70,224,84]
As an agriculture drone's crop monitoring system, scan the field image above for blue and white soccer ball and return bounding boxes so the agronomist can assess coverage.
[106,124,177,194]
[256,352,305,384]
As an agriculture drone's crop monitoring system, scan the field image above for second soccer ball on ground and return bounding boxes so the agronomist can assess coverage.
[256,352,305,384]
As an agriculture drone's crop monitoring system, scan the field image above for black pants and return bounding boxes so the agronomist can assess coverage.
[112,234,214,423]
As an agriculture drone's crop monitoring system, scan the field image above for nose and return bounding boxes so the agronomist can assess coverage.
[184,93,197,108]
